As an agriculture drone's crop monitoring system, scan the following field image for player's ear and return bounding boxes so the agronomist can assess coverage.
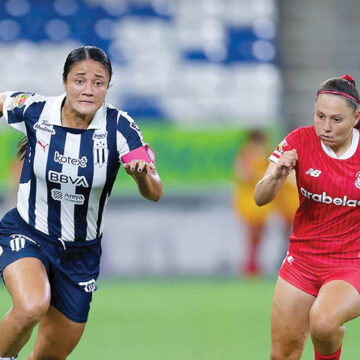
[354,108,360,128]
[63,80,67,92]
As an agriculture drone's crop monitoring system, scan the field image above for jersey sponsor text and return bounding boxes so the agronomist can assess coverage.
[48,170,89,188]
[51,189,85,205]
[54,151,87,168]
[301,187,360,207]
[33,120,56,134]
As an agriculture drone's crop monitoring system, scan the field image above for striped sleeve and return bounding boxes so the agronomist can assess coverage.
[269,127,303,163]
[2,91,35,135]
[116,111,145,160]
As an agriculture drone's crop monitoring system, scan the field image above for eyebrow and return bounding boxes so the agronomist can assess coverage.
[75,71,105,79]
[317,110,344,117]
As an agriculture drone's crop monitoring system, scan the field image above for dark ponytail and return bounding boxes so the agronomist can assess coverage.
[17,136,28,160]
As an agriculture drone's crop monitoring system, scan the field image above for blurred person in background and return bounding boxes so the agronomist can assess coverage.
[233,130,274,275]
[254,75,360,360]
[233,130,297,276]
[0,45,162,360]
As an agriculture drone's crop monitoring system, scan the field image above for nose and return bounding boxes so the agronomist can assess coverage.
[82,82,93,96]
[323,118,332,132]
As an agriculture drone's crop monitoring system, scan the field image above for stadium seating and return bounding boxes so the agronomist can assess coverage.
[0,0,279,125]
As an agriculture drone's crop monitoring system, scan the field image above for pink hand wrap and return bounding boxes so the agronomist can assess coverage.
[121,144,156,164]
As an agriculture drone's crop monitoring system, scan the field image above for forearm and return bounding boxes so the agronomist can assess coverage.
[0,91,12,117]
[254,172,287,206]
[133,171,163,202]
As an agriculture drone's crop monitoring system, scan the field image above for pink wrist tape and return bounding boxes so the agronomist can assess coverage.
[121,144,156,164]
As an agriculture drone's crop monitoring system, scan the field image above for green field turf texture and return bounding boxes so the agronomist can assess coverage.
[1,279,360,359]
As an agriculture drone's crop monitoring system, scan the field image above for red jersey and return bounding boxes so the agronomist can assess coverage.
[270,126,360,265]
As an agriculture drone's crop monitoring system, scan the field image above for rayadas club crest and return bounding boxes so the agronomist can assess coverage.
[93,130,108,167]
[355,171,360,190]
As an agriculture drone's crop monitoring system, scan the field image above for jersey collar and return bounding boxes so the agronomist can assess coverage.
[320,128,359,159]
[49,93,106,129]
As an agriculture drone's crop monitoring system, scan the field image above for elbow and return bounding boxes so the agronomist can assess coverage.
[146,188,163,202]
[151,191,163,202]
[254,198,266,207]
[253,191,269,207]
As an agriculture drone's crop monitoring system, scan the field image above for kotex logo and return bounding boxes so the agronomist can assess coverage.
[300,187,360,207]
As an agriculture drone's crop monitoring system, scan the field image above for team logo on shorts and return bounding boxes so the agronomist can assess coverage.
[355,171,360,190]
[278,139,288,153]
[93,131,108,167]
[9,234,36,252]
[0,246,3,257]
[78,279,97,293]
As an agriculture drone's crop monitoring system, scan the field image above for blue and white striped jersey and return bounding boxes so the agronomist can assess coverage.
[2,92,146,242]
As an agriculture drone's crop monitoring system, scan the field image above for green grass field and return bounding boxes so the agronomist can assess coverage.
[1,278,360,359]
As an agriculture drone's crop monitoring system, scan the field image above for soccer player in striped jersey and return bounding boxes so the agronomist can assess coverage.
[254,75,360,360]
[0,46,162,360]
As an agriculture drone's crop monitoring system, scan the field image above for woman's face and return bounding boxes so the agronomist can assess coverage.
[314,94,360,154]
[63,59,110,117]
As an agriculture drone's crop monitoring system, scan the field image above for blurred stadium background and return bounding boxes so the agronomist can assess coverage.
[1,0,360,358]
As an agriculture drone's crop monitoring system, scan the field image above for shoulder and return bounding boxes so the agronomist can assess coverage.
[288,125,315,138]
[283,125,316,145]
[103,102,142,137]
[4,91,54,111]
[102,103,132,123]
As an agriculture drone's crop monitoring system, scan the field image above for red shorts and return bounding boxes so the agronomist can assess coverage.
[279,253,360,297]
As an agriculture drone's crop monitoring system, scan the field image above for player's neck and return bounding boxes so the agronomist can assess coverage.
[329,133,353,158]
[61,105,93,129]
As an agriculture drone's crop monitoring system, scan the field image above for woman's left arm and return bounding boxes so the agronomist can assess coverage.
[124,160,163,202]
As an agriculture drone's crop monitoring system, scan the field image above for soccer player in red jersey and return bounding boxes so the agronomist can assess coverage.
[254,75,360,360]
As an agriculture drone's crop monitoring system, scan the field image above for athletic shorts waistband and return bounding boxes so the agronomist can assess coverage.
[10,208,102,247]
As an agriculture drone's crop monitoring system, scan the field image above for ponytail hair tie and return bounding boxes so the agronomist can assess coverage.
[342,74,355,83]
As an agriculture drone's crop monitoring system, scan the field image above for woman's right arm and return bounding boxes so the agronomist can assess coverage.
[254,149,298,206]
[0,91,13,117]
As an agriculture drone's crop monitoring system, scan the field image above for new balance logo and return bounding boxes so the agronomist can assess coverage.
[306,168,322,177]
[78,279,97,293]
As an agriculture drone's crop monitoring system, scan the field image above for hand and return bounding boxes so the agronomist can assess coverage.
[274,149,298,178]
[123,159,156,179]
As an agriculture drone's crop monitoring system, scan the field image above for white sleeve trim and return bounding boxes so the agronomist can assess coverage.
[269,154,279,163]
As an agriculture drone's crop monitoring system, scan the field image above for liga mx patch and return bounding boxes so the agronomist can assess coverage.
[13,92,31,108]
[278,139,288,153]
